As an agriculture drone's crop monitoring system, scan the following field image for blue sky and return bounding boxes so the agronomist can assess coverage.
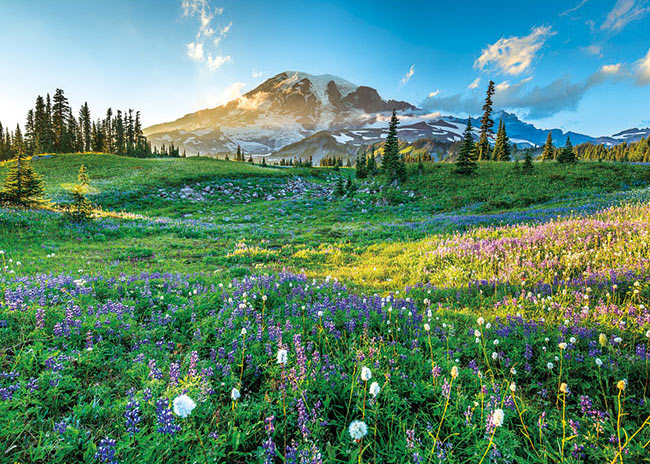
[1,0,649,135]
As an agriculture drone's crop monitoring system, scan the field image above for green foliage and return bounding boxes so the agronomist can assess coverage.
[557,137,577,164]
[492,119,511,161]
[542,132,555,161]
[477,80,495,161]
[381,110,406,185]
[1,151,46,207]
[522,150,534,175]
[455,118,478,175]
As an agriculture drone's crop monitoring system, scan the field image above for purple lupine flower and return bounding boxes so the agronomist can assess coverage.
[95,437,118,464]
[54,420,67,434]
[188,351,199,378]
[125,398,142,435]
[169,362,180,385]
[148,359,163,380]
[155,398,180,435]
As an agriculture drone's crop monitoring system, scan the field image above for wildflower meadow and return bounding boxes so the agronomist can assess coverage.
[1,156,650,463]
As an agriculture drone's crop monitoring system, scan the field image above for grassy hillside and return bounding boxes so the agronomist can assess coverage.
[2,154,650,463]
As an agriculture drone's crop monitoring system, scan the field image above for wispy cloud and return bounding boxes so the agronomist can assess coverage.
[401,65,415,84]
[601,0,650,32]
[467,77,481,89]
[474,26,555,76]
[582,44,603,57]
[428,90,440,97]
[181,0,232,71]
[637,47,650,84]
[560,0,589,16]
[251,70,264,79]
[422,62,627,119]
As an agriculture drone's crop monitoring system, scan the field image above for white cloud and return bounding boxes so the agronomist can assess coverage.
[601,0,650,32]
[428,90,440,97]
[223,82,246,102]
[422,64,628,119]
[186,42,204,61]
[560,0,589,16]
[583,44,603,57]
[600,63,622,74]
[637,47,650,84]
[495,81,510,92]
[474,26,556,76]
[401,65,415,84]
[207,54,232,70]
[468,77,481,89]
[251,70,264,79]
[181,0,231,71]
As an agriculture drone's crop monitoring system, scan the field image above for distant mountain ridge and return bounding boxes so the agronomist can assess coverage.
[144,71,650,162]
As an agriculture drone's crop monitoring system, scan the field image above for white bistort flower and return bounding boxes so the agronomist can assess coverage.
[491,409,505,427]
[231,387,241,401]
[276,349,288,365]
[349,420,368,440]
[173,394,196,418]
[361,367,372,382]
[369,382,381,397]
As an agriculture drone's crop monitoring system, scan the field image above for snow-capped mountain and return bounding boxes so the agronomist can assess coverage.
[144,71,414,155]
[144,71,649,160]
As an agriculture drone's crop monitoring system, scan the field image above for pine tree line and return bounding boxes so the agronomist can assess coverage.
[575,136,650,162]
[0,88,160,160]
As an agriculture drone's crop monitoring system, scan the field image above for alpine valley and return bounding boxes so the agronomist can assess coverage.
[143,71,650,163]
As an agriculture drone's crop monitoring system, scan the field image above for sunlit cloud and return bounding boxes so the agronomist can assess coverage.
[636,47,650,84]
[181,0,231,71]
[428,90,440,97]
[601,0,650,33]
[467,77,481,89]
[400,65,415,84]
[474,26,555,76]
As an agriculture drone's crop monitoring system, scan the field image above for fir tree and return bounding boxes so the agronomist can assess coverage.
[493,119,511,161]
[522,150,534,175]
[477,81,495,161]
[382,110,405,185]
[236,145,242,161]
[79,102,91,152]
[455,118,478,175]
[1,151,46,207]
[366,145,377,176]
[557,137,576,163]
[65,165,93,222]
[541,132,555,161]
[356,152,367,179]
[334,176,345,197]
[77,164,90,186]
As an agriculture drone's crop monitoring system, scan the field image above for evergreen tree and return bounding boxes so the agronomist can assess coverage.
[381,110,405,185]
[557,137,576,163]
[355,152,367,179]
[455,118,478,175]
[236,145,242,161]
[1,150,46,207]
[541,132,555,161]
[417,153,424,175]
[65,165,93,222]
[78,164,90,186]
[79,102,92,152]
[477,81,495,161]
[366,145,377,176]
[522,150,534,175]
[492,119,511,161]
[334,176,345,197]
[52,88,72,152]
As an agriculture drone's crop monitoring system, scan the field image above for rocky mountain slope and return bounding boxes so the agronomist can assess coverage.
[144,71,649,161]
